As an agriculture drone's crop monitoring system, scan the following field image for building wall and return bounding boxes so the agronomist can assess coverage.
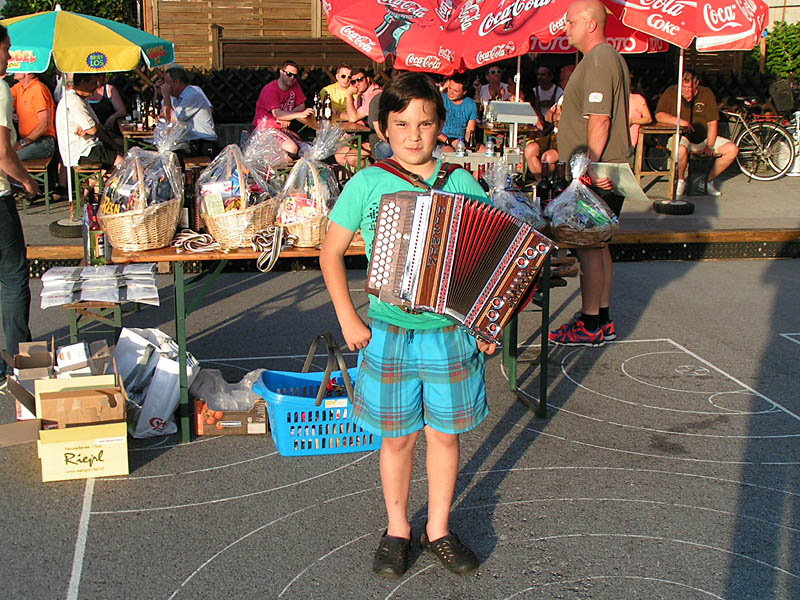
[766,1,800,26]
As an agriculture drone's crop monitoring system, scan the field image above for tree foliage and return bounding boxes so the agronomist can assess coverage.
[746,21,800,80]
[1,0,136,25]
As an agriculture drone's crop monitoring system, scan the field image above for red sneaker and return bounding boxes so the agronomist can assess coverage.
[549,320,605,347]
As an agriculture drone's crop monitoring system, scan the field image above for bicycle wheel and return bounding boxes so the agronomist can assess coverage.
[735,122,796,181]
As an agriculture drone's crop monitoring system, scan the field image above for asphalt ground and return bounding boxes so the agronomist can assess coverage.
[1,256,799,599]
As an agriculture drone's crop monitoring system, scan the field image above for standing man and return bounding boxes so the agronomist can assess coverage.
[0,24,40,386]
[11,72,56,161]
[252,60,313,158]
[550,0,631,347]
[655,70,738,197]
[161,65,217,157]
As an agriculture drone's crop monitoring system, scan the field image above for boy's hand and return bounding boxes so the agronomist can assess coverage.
[342,317,371,351]
[477,339,496,355]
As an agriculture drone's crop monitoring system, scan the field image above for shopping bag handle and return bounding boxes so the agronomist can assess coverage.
[301,333,354,406]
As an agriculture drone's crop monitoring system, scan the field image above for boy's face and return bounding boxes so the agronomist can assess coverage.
[385,98,441,172]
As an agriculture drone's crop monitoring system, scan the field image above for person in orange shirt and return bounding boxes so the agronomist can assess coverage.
[10,72,56,161]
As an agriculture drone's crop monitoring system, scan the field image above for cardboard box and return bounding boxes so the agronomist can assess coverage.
[34,375,116,422]
[37,422,128,482]
[0,419,41,447]
[1,338,55,381]
[7,375,37,421]
[195,398,267,436]
[38,388,125,429]
[55,340,111,377]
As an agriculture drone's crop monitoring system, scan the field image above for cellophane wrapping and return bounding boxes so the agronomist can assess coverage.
[544,153,618,245]
[99,121,187,215]
[196,143,280,216]
[275,122,348,225]
[486,162,546,229]
[243,125,290,182]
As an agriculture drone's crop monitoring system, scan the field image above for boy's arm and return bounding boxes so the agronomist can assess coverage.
[320,222,372,351]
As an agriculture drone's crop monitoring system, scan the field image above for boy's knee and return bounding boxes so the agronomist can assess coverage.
[425,427,459,448]
[382,432,418,453]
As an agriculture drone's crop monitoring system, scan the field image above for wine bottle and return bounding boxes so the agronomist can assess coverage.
[537,162,553,212]
[88,199,107,266]
[552,161,569,199]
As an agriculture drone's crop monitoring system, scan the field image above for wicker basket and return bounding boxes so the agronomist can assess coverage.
[284,215,329,248]
[98,197,181,252]
[202,197,279,249]
[552,224,613,246]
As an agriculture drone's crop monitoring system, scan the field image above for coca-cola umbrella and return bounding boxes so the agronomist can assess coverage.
[531,11,667,54]
[597,0,770,201]
[323,0,571,76]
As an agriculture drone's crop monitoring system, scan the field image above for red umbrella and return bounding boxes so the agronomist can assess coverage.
[531,12,666,53]
[323,0,571,75]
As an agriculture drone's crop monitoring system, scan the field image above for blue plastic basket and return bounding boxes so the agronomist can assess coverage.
[253,368,381,456]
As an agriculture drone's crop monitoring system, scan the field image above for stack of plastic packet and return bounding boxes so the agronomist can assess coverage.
[40,264,160,309]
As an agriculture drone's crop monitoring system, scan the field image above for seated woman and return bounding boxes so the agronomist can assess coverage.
[87,74,126,136]
[629,77,653,149]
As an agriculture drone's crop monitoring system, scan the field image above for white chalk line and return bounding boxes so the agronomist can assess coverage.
[778,333,800,346]
[66,478,94,600]
[502,575,724,599]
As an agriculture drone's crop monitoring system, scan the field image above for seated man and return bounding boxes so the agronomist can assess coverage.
[253,60,313,159]
[11,72,56,161]
[524,64,574,179]
[655,70,738,197]
[437,73,481,152]
[335,68,382,169]
[160,65,218,157]
[55,73,123,171]
[321,64,352,115]
[530,65,563,124]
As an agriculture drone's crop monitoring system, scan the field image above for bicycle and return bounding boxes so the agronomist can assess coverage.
[722,98,796,181]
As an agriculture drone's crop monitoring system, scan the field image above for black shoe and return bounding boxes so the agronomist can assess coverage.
[372,530,410,579]
[421,530,479,575]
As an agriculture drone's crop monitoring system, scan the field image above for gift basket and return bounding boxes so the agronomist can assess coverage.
[485,162,547,230]
[275,122,347,247]
[544,153,619,245]
[97,122,187,251]
[197,129,283,249]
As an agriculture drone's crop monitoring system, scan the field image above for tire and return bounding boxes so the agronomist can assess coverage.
[735,122,796,181]
[49,218,84,239]
[643,134,671,172]
[652,199,694,215]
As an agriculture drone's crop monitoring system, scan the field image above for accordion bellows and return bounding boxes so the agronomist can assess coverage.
[366,190,555,344]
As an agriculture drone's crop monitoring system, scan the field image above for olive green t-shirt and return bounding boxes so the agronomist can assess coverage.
[558,43,631,166]
[656,84,719,144]
[329,160,489,329]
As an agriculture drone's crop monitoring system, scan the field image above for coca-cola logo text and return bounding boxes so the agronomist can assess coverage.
[341,25,377,53]
[735,0,757,22]
[646,13,681,36]
[435,0,455,22]
[321,0,331,17]
[476,42,516,65]
[703,4,742,32]
[438,46,455,62]
[405,53,442,70]
[457,0,481,32]
[549,13,566,36]
[378,0,428,19]
[629,0,691,17]
[479,0,555,37]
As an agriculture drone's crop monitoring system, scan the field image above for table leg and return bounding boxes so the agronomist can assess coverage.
[502,316,518,392]
[173,262,191,444]
[537,254,551,418]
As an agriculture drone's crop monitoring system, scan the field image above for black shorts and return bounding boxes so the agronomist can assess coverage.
[80,144,118,169]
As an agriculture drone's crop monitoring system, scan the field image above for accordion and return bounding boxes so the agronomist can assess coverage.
[365,190,555,344]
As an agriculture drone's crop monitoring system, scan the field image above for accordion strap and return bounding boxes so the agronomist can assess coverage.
[374,158,461,190]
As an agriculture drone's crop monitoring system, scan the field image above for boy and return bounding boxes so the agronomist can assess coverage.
[320,72,494,579]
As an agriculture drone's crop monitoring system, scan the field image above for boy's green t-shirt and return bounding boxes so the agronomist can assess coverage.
[329,160,490,329]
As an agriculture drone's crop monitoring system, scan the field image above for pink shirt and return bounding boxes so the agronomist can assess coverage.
[355,83,382,121]
[629,93,649,147]
[253,80,306,129]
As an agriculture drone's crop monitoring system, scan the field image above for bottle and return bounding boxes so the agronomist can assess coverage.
[313,93,321,119]
[239,129,249,150]
[133,94,142,123]
[552,161,569,199]
[323,95,332,120]
[465,130,477,152]
[537,162,553,212]
[88,200,106,266]
[191,167,204,232]
[181,169,195,230]
[485,136,495,156]
[455,137,465,156]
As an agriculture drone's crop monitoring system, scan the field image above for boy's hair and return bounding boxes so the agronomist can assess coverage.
[0,25,7,44]
[378,71,445,134]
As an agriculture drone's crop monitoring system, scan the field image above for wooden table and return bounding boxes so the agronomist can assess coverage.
[296,117,371,167]
[445,149,523,173]
[111,244,366,443]
[120,123,156,153]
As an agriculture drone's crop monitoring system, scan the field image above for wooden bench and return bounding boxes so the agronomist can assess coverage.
[183,155,212,170]
[22,156,53,215]
[63,301,122,344]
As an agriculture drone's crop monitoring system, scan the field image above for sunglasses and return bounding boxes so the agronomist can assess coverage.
[282,70,298,79]
[351,76,365,83]
[339,74,351,79]
[488,70,501,75]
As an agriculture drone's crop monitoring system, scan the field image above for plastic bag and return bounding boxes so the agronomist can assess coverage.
[196,144,279,215]
[544,153,619,245]
[485,162,546,229]
[276,123,347,225]
[190,368,266,411]
[98,122,187,215]
[243,125,291,180]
